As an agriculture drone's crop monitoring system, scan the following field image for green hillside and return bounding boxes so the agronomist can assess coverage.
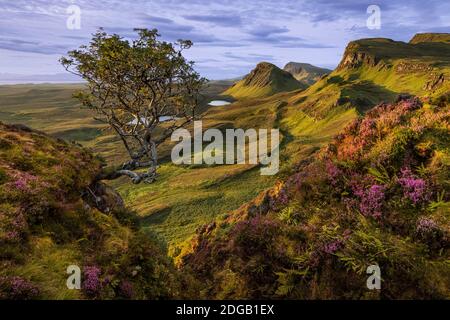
[223,62,306,99]
[0,122,185,299]
[178,34,450,299]
[282,37,450,124]
[1,34,448,258]
[0,84,100,141]
[181,95,450,299]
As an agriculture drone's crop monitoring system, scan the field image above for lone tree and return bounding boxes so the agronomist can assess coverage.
[61,28,205,184]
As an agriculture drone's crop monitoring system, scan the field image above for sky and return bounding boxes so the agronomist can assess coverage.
[0,0,449,81]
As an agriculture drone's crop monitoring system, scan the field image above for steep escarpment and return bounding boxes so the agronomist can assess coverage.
[0,122,185,299]
[223,62,306,99]
[180,96,450,299]
[410,33,450,44]
[286,35,450,120]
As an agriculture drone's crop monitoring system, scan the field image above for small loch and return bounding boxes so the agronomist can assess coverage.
[208,100,231,106]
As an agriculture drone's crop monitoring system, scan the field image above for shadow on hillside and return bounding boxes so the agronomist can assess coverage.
[340,80,399,114]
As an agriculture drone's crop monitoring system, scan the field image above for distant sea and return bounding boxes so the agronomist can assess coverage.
[0,81,85,85]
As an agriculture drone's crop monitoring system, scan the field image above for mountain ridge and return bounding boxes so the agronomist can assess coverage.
[410,33,450,44]
[285,34,450,120]
[223,62,306,99]
[0,32,449,300]
[283,62,331,86]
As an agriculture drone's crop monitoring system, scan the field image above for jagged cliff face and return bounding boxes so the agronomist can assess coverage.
[283,62,331,86]
[223,62,305,99]
[336,42,381,70]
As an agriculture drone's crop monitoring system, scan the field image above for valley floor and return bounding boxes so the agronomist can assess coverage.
[0,83,357,255]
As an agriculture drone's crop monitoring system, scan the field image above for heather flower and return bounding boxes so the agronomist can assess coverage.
[344,119,360,135]
[323,239,344,254]
[119,281,134,299]
[277,188,289,206]
[0,276,39,300]
[290,172,302,189]
[349,175,365,198]
[342,229,352,240]
[398,168,431,204]
[14,179,28,190]
[232,216,280,253]
[359,118,376,139]
[401,98,422,112]
[1,210,28,242]
[12,172,37,190]
[358,184,385,218]
[326,161,342,186]
[82,266,102,297]
[102,275,113,286]
[416,217,438,235]
[5,231,20,241]
[415,217,444,248]
[11,211,27,229]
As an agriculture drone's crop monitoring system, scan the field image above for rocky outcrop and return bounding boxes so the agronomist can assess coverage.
[82,181,125,214]
[395,62,433,73]
[424,73,446,91]
[337,49,379,70]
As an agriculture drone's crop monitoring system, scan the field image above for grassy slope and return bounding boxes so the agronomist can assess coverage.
[0,84,101,141]
[286,38,450,120]
[181,97,450,299]
[177,36,450,299]
[1,35,447,259]
[0,83,345,255]
[0,122,185,299]
[110,97,310,254]
[0,122,99,299]
[110,85,359,255]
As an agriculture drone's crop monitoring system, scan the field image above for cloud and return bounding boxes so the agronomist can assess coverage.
[301,0,448,24]
[104,26,221,45]
[223,52,275,63]
[0,38,70,55]
[131,14,195,33]
[0,0,448,80]
[246,25,290,38]
[139,14,174,25]
[243,30,334,49]
[183,13,242,27]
